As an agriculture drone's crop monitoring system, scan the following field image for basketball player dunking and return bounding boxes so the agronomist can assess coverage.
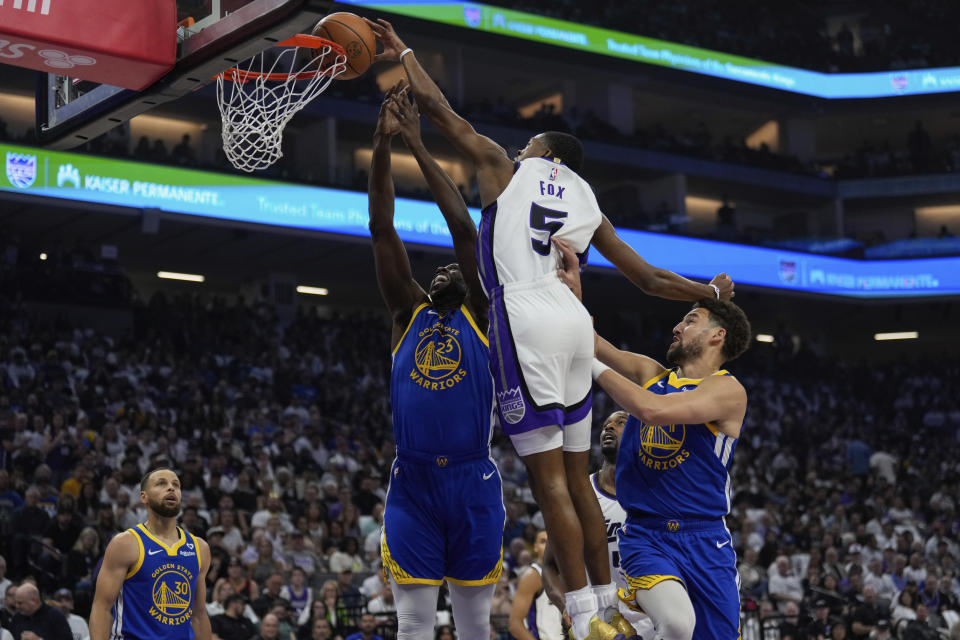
[367,18,734,640]
[588,297,752,640]
[370,85,503,640]
[89,468,211,640]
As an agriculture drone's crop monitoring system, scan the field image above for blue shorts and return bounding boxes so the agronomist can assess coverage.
[381,449,505,586]
[619,517,740,640]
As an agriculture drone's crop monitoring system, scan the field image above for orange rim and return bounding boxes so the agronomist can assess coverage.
[219,35,348,83]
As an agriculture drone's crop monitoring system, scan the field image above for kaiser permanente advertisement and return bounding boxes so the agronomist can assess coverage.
[3,143,959,298]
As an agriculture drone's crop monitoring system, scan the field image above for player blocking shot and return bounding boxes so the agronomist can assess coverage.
[369,84,504,640]
[89,468,211,640]
[366,17,734,640]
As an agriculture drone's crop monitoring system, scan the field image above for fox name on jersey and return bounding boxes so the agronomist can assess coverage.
[478,157,602,294]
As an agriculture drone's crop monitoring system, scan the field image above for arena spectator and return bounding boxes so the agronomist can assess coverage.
[212,593,258,640]
[52,590,88,640]
[8,583,71,640]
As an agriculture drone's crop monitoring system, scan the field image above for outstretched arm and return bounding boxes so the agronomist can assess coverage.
[369,84,428,345]
[595,334,666,387]
[593,366,747,437]
[390,87,487,323]
[366,18,514,206]
[591,216,735,301]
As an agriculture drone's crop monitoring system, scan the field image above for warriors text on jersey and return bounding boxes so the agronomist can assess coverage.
[112,524,201,640]
[477,157,602,294]
[617,369,741,520]
[390,303,494,455]
[383,302,504,586]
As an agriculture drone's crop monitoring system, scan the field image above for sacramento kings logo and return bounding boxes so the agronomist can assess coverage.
[6,152,37,189]
[497,387,525,424]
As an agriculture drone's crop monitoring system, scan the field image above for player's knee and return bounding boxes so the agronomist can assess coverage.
[396,606,434,635]
[656,608,696,640]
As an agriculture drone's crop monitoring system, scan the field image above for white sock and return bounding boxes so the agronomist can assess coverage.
[592,582,618,622]
[566,585,598,638]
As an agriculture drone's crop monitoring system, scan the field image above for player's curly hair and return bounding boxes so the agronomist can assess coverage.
[540,131,584,173]
[694,298,752,362]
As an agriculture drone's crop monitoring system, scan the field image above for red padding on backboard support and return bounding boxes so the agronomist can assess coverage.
[0,0,177,91]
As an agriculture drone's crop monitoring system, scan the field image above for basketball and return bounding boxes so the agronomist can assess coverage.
[311,12,375,80]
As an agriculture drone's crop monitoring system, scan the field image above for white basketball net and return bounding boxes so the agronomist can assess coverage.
[216,36,347,173]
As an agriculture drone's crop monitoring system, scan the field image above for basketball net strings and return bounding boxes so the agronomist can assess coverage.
[217,45,345,172]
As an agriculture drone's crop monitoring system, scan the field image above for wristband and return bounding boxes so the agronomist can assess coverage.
[591,359,610,380]
[399,48,413,60]
[709,284,720,299]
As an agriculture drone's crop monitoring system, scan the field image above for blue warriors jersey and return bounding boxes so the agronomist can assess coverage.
[391,303,495,455]
[617,369,740,520]
[112,524,201,640]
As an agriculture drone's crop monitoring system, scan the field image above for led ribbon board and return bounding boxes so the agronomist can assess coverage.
[341,0,960,99]
[3,143,959,298]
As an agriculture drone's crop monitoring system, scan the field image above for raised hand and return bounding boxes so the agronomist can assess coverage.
[374,81,404,138]
[710,273,735,300]
[387,84,422,146]
[363,17,408,63]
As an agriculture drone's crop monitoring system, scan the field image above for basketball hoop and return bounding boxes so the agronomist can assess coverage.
[216,34,347,173]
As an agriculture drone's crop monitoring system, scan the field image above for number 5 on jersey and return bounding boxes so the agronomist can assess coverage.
[529,203,567,256]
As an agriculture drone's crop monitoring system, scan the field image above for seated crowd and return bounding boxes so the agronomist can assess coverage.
[0,268,957,640]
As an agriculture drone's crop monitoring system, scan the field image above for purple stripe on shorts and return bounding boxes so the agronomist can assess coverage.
[489,288,564,436]
[563,389,593,425]
[477,202,498,296]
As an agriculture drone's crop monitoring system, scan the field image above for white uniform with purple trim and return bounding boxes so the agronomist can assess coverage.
[477,157,602,455]
[591,473,655,638]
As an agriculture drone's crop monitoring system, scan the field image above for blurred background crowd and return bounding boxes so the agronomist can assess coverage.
[0,253,956,639]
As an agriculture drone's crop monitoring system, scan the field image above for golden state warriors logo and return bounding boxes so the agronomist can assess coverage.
[409,323,468,391]
[638,423,691,470]
[667,520,680,532]
[149,564,193,626]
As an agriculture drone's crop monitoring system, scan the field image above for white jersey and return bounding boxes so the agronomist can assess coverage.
[478,157,603,294]
[524,563,565,640]
[591,472,654,637]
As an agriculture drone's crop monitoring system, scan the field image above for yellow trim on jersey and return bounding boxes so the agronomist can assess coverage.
[188,532,202,571]
[668,369,730,387]
[460,305,489,347]
[444,545,503,586]
[136,523,187,556]
[619,574,685,613]
[126,528,145,579]
[705,421,721,436]
[381,533,443,586]
[392,302,430,356]
[641,370,670,389]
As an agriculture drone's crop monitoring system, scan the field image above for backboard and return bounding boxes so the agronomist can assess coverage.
[36,0,335,150]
